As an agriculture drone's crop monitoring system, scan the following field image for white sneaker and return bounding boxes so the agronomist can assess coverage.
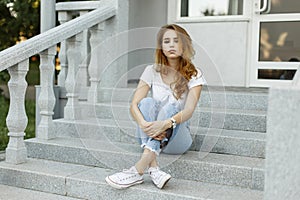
[105,166,144,189]
[148,167,171,189]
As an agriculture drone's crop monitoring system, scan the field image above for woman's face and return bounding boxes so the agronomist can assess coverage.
[162,29,183,59]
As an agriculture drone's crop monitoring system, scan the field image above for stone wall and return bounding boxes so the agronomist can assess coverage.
[264,86,300,200]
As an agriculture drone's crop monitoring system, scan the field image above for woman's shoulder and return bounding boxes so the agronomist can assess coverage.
[188,66,206,87]
[140,64,160,81]
[144,64,160,74]
[192,67,204,79]
[144,64,155,70]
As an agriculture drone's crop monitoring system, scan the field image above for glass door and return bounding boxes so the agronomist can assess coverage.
[250,0,300,87]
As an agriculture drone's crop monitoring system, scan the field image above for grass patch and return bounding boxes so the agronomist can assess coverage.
[0,95,36,151]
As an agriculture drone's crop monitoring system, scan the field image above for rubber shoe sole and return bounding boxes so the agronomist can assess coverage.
[105,176,144,189]
[155,174,171,189]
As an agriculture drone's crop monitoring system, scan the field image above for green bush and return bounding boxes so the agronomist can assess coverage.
[0,95,35,151]
[0,96,9,151]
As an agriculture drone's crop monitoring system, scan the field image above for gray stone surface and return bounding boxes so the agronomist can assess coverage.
[25,137,264,190]
[264,87,300,200]
[196,107,266,132]
[0,158,91,196]
[0,158,263,200]
[0,184,80,200]
[67,167,263,200]
[252,168,264,191]
[53,118,266,158]
[79,102,267,132]
[97,87,269,111]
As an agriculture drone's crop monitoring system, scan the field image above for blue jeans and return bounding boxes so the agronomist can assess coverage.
[136,97,192,155]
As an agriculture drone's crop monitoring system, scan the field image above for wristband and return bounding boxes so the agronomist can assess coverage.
[170,117,176,129]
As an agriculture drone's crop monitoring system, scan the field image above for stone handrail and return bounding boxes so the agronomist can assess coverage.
[0,3,117,165]
[0,5,116,71]
[56,1,101,12]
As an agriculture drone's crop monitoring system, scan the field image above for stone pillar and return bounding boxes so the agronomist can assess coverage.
[5,60,29,164]
[77,11,91,100]
[64,34,82,120]
[57,12,72,88]
[37,47,57,139]
[96,0,129,90]
[40,0,56,32]
[264,86,300,200]
[36,0,57,139]
[87,23,105,104]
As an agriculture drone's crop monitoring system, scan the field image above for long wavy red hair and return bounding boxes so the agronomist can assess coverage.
[155,24,198,99]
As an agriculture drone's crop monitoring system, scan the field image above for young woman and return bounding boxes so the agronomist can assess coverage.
[105,24,206,189]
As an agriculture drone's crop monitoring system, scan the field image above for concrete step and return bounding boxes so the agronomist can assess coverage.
[78,102,267,132]
[54,118,266,158]
[0,184,81,200]
[97,87,268,111]
[0,158,263,200]
[25,137,264,190]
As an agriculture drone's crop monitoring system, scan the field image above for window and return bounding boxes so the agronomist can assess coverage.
[259,21,300,62]
[262,0,300,14]
[258,69,296,80]
[180,0,244,17]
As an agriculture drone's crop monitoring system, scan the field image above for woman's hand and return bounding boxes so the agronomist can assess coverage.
[153,132,167,140]
[139,120,152,131]
[141,120,169,139]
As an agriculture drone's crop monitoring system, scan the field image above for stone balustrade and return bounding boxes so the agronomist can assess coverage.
[56,1,101,99]
[0,2,117,164]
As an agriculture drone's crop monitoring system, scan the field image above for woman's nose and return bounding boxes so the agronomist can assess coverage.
[169,40,175,47]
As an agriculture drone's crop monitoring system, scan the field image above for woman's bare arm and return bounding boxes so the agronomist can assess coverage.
[171,85,202,124]
[130,80,151,127]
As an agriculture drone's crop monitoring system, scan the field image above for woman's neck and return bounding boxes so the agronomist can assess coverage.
[167,58,179,70]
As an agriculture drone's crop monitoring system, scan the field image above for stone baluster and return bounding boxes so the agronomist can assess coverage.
[5,60,29,164]
[64,34,82,120]
[57,12,72,88]
[88,23,105,104]
[78,11,91,100]
[37,46,57,139]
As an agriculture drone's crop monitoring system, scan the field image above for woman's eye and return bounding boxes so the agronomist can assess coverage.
[174,39,179,43]
[163,40,169,44]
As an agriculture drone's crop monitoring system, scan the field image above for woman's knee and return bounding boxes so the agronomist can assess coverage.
[138,97,158,121]
[138,97,157,113]
[157,103,179,120]
[139,97,155,107]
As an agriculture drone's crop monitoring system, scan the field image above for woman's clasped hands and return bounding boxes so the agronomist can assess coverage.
[139,120,168,140]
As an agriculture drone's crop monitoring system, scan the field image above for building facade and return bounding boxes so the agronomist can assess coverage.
[129,0,300,87]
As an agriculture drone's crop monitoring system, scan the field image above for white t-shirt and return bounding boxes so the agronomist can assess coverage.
[140,65,206,109]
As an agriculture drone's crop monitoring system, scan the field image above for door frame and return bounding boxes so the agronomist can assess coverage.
[249,0,300,87]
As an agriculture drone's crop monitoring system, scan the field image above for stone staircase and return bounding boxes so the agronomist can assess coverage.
[0,86,267,199]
